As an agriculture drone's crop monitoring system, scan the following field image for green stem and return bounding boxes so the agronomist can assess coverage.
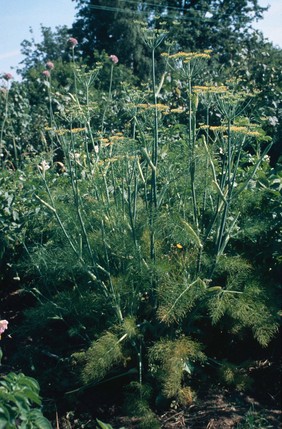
[101,63,114,133]
[68,133,96,267]
[127,160,138,247]
[216,119,235,256]
[187,67,198,228]
[48,76,54,128]
[71,47,78,96]
[149,47,158,263]
[101,219,123,323]
[0,88,9,164]
[201,106,210,228]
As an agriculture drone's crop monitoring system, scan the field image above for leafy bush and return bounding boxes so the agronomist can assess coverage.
[0,372,51,429]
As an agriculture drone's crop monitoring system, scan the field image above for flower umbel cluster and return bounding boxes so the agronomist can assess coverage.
[162,50,212,62]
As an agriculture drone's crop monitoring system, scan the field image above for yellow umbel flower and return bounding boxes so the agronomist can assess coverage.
[192,85,227,93]
[162,51,211,62]
[70,127,86,133]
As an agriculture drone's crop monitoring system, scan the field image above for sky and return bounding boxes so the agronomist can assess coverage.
[0,0,281,79]
[0,0,77,77]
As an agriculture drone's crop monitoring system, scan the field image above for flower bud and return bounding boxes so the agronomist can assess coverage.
[3,73,13,81]
[0,320,8,338]
[68,37,78,47]
[46,61,54,70]
[42,70,50,78]
[109,54,119,64]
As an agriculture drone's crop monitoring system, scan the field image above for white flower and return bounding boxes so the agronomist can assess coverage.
[38,160,50,176]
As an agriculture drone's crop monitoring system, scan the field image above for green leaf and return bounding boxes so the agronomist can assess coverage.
[180,219,202,248]
[212,180,227,203]
[29,409,52,429]
[18,389,41,406]
[96,418,114,429]
[0,406,11,423]
[207,286,223,292]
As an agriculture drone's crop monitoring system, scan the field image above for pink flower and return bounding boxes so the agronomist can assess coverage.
[46,61,54,70]
[0,320,8,337]
[42,70,50,78]
[3,73,13,81]
[68,37,78,47]
[109,55,119,64]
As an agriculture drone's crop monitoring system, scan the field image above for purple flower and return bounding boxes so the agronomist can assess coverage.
[109,55,119,64]
[46,61,54,70]
[42,70,50,78]
[3,73,13,81]
[0,320,8,338]
[68,37,78,47]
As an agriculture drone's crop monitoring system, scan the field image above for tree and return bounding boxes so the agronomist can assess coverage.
[71,0,267,77]
[159,0,266,54]
[17,25,75,124]
[71,0,152,76]
[222,31,282,164]
[19,25,71,78]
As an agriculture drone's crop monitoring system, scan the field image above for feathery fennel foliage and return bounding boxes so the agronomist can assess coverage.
[149,337,206,400]
[76,332,125,384]
[3,29,280,420]
[123,382,161,429]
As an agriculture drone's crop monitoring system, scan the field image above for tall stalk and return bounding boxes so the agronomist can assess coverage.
[70,44,78,96]
[196,106,211,275]
[101,60,116,133]
[0,85,10,165]
[215,119,232,256]
[67,132,96,267]
[149,46,159,262]
[187,64,199,229]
